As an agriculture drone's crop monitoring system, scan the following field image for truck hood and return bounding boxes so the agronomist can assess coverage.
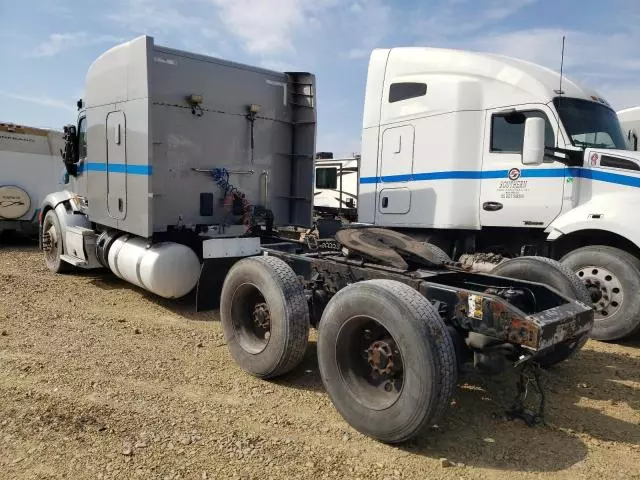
[585,148,640,172]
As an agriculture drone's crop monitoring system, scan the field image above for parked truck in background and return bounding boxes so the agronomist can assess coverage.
[313,152,359,220]
[618,106,640,151]
[356,47,640,341]
[39,36,595,443]
[0,123,64,237]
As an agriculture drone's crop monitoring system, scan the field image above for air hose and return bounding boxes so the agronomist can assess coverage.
[210,168,253,228]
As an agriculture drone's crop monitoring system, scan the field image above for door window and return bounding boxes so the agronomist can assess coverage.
[78,117,88,158]
[491,111,555,153]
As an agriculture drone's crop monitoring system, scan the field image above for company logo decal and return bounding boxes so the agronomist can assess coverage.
[508,168,521,180]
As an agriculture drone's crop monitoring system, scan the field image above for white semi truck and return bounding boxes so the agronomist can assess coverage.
[39,36,595,443]
[0,123,64,237]
[357,47,640,341]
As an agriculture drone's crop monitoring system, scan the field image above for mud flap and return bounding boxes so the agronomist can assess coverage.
[195,258,238,311]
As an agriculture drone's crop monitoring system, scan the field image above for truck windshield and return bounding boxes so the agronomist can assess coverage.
[554,97,626,149]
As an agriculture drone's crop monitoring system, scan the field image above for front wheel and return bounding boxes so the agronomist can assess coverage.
[317,279,457,443]
[41,210,69,273]
[561,246,640,341]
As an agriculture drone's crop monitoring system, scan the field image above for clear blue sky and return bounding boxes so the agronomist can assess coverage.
[1,0,639,156]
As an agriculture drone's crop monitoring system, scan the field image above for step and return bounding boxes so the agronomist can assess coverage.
[60,254,88,267]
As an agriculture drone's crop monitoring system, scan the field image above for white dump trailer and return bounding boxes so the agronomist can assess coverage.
[0,123,64,236]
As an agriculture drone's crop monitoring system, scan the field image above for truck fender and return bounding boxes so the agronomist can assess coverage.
[39,190,91,251]
[40,190,78,215]
[545,193,640,249]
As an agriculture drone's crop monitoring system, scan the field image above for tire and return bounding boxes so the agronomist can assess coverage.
[561,246,640,341]
[491,256,591,368]
[42,210,69,273]
[220,255,310,379]
[317,279,457,443]
[422,242,451,264]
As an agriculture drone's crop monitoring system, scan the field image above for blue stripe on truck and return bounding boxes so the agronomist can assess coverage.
[77,162,152,175]
[568,167,640,187]
[359,168,565,183]
[360,167,640,187]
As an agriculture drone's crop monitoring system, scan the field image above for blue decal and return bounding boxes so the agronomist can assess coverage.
[77,162,152,175]
[360,167,640,188]
[568,167,640,188]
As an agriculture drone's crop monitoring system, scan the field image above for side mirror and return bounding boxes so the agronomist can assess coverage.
[522,117,545,165]
[628,130,638,151]
[61,124,79,176]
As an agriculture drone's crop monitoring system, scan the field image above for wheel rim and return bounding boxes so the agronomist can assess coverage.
[230,283,272,354]
[335,315,404,411]
[42,218,61,266]
[576,265,623,319]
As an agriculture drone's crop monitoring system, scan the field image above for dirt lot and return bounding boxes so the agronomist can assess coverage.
[0,244,639,480]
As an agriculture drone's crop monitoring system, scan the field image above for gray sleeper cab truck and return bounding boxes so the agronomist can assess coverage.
[41,37,594,443]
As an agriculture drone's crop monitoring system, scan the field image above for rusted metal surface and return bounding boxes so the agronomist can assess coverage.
[446,288,539,348]
[367,339,395,375]
[262,245,594,352]
[531,303,594,351]
[458,252,505,273]
[508,317,540,348]
[335,227,446,270]
[252,302,271,330]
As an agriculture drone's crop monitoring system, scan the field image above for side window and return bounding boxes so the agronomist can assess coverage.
[389,82,427,103]
[78,117,88,158]
[491,111,555,153]
[316,167,337,189]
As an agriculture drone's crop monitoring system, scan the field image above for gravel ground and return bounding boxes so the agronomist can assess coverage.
[1,243,639,480]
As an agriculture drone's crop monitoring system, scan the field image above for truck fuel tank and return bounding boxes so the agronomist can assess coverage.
[107,235,200,298]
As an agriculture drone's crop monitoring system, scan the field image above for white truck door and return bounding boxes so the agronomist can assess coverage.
[479,107,565,228]
[106,111,127,220]
[375,125,414,221]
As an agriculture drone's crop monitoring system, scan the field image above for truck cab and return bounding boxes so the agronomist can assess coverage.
[40,35,316,304]
[358,47,640,341]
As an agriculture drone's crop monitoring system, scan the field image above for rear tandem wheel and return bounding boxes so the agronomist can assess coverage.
[317,279,457,444]
[220,256,310,379]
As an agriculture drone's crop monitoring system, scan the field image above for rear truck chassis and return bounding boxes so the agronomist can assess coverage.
[216,233,594,444]
[38,189,594,443]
